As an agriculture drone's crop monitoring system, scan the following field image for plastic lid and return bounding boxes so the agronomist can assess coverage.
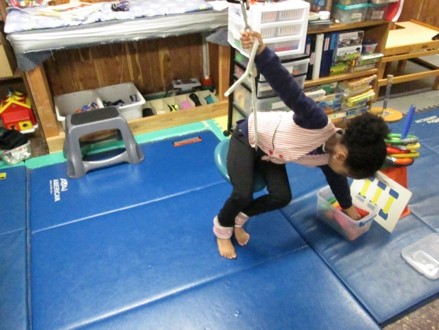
[401,233,439,280]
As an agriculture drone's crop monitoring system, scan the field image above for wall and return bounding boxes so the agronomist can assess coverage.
[44,34,205,97]
[399,0,438,27]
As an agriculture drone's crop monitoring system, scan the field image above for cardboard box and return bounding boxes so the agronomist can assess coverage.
[0,36,15,78]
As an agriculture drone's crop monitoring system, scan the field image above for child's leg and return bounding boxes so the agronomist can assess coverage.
[214,129,256,258]
[234,212,250,246]
[243,161,292,217]
[213,216,236,259]
[218,129,257,226]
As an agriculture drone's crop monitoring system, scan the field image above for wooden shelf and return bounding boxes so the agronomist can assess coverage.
[308,20,389,35]
[304,69,378,88]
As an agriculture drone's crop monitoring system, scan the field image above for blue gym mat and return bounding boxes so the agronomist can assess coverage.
[28,131,225,233]
[26,130,380,329]
[31,184,375,329]
[87,248,378,330]
[281,107,439,324]
[3,112,439,328]
[0,166,28,329]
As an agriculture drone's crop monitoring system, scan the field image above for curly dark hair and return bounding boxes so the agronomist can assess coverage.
[341,112,390,179]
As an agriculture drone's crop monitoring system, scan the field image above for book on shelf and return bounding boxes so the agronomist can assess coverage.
[312,33,324,80]
[305,29,381,80]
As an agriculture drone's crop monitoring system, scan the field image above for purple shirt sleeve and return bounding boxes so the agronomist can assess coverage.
[254,47,327,129]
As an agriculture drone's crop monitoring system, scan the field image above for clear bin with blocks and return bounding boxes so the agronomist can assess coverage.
[316,186,377,240]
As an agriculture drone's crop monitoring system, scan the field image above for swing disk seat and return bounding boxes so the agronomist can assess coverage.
[214,138,266,192]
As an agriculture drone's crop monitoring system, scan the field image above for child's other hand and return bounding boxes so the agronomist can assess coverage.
[343,206,362,220]
[240,31,265,55]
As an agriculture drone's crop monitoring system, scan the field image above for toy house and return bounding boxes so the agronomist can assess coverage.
[0,90,38,133]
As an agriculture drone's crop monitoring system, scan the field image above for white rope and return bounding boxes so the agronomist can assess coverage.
[224,0,259,149]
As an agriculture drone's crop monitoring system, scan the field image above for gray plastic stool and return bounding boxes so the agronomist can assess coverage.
[63,106,144,178]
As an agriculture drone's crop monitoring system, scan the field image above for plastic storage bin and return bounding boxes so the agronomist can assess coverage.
[228,0,309,57]
[332,4,368,23]
[367,3,388,20]
[235,57,310,83]
[259,57,310,81]
[96,82,146,121]
[316,186,377,240]
[228,0,309,26]
[233,84,289,115]
[242,74,306,98]
[54,89,103,128]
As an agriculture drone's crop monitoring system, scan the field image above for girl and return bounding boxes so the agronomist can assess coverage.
[214,31,390,259]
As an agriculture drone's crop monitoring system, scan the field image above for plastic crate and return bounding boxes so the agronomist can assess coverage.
[233,83,289,113]
[235,57,309,83]
[260,21,305,39]
[228,0,309,58]
[260,57,310,81]
[316,186,376,241]
[229,28,306,58]
[228,0,309,26]
[242,73,306,98]
[96,82,146,121]
[54,89,103,128]
[332,4,368,23]
[367,3,389,20]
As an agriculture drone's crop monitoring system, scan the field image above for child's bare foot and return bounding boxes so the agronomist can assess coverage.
[216,238,237,259]
[234,226,250,246]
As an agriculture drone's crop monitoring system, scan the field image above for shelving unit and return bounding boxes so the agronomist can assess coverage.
[226,20,391,132]
[305,20,390,90]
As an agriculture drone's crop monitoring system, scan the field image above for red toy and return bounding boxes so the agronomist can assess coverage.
[0,90,38,133]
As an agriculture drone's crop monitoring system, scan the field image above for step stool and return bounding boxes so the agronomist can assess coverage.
[63,106,144,178]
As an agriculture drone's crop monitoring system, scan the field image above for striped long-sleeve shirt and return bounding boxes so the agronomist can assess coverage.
[240,46,352,209]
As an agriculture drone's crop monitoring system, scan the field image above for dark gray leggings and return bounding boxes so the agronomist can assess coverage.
[217,128,292,228]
